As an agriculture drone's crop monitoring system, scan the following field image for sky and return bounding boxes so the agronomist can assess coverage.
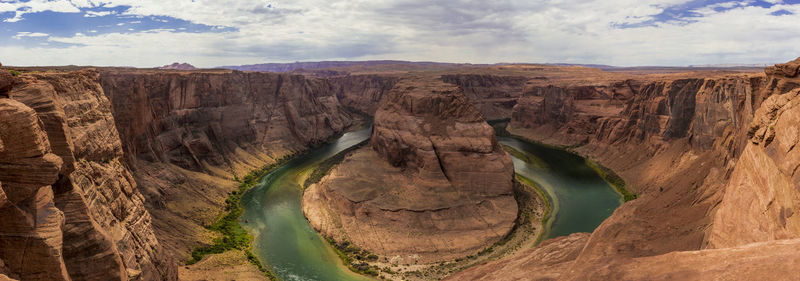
[1,0,800,67]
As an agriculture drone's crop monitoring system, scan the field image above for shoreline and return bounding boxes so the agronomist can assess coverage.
[502,125,636,203]
[183,122,371,280]
[303,147,551,281]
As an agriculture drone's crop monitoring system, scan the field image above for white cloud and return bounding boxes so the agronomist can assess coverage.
[1,0,799,67]
[12,32,49,39]
[1,0,80,22]
[84,10,116,17]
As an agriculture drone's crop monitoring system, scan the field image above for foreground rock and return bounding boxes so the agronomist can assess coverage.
[304,79,517,263]
[0,69,176,280]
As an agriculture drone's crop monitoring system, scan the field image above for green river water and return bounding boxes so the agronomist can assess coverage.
[241,128,621,281]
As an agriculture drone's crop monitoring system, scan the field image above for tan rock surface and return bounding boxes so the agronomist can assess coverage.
[178,250,265,281]
[446,233,589,281]
[304,79,517,263]
[0,98,70,281]
[706,66,800,248]
[1,70,177,281]
[0,71,13,95]
[568,239,800,281]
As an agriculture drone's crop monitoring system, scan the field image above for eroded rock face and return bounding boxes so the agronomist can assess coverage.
[303,79,517,263]
[0,70,176,281]
[466,59,800,280]
[101,70,354,175]
[446,233,590,281]
[441,74,528,121]
[706,60,800,248]
[329,74,399,115]
[0,98,69,281]
[0,71,13,95]
[100,69,357,259]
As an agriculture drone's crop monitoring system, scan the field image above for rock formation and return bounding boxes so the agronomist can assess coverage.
[303,79,517,263]
[0,69,176,280]
[706,58,800,248]
[100,69,357,258]
[157,63,198,70]
[441,74,528,121]
[452,58,800,280]
[328,75,399,115]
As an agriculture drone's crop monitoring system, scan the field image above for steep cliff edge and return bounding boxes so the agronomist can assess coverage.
[706,58,800,248]
[328,75,399,115]
[440,74,528,121]
[100,69,358,258]
[453,59,800,280]
[0,69,176,281]
[303,79,517,264]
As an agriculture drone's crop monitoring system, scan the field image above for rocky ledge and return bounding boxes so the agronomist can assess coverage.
[303,78,517,264]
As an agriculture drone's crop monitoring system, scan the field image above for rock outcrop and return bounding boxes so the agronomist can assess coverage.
[454,59,800,280]
[328,75,399,115]
[706,58,800,248]
[447,233,589,281]
[303,79,517,263]
[100,69,357,258]
[441,74,528,121]
[1,69,176,280]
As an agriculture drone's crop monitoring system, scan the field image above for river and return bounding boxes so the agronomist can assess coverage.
[241,129,621,281]
[498,136,621,239]
[241,127,374,281]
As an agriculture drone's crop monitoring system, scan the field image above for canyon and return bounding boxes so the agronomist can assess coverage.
[303,78,518,264]
[1,57,800,280]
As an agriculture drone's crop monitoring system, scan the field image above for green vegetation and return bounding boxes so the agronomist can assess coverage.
[325,237,381,277]
[8,70,20,76]
[516,174,552,227]
[303,139,369,189]
[185,152,305,280]
[585,159,637,202]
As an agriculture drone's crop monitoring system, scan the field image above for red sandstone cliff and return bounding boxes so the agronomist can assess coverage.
[0,69,176,281]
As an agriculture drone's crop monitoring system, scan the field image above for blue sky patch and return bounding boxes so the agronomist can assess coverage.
[614,0,799,28]
[771,9,794,15]
[1,5,234,47]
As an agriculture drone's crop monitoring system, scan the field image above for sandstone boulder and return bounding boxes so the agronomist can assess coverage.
[0,71,13,95]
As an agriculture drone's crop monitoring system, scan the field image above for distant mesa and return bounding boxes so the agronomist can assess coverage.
[157,62,198,70]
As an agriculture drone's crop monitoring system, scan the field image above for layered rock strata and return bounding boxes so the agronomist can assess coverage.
[440,74,528,121]
[303,79,517,263]
[100,69,357,258]
[453,59,800,280]
[0,69,176,281]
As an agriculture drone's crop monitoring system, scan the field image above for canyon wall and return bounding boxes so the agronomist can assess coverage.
[1,67,372,280]
[328,74,399,115]
[303,79,517,263]
[706,58,800,248]
[440,74,528,121]
[0,70,176,281]
[452,59,800,280]
[100,70,358,258]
